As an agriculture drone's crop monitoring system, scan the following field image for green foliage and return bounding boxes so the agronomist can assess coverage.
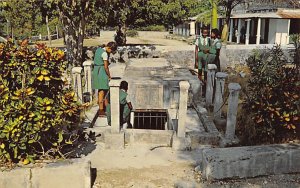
[242,45,300,143]
[0,40,81,164]
[138,25,165,31]
[126,30,139,37]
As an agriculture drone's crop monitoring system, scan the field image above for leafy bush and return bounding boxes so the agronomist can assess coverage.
[126,29,139,37]
[241,45,300,144]
[0,40,82,164]
[139,25,166,31]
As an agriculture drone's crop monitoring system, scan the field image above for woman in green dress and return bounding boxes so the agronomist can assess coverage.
[92,42,117,117]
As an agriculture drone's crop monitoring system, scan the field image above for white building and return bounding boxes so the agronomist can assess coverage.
[173,7,300,46]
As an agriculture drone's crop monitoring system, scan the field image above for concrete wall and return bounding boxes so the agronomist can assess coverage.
[202,144,300,180]
[0,160,91,188]
[268,19,289,45]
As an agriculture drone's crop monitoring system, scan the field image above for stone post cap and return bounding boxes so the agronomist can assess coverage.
[208,64,217,70]
[216,72,228,78]
[179,81,190,90]
[83,60,94,66]
[109,79,121,87]
[228,83,241,91]
[72,67,83,74]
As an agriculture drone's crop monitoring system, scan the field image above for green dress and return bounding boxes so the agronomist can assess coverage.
[106,90,131,126]
[92,48,109,90]
[197,37,216,71]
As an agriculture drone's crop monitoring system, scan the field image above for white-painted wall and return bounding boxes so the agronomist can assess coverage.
[268,19,290,45]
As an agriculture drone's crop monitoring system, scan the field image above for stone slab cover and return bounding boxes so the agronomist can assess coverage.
[135,84,163,109]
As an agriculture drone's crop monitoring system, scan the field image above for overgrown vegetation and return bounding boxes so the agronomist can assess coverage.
[0,40,82,165]
[126,29,139,38]
[237,39,300,145]
[138,25,165,32]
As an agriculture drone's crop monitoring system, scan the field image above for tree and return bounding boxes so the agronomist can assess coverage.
[104,0,202,45]
[210,0,218,29]
[0,0,36,39]
[50,0,95,66]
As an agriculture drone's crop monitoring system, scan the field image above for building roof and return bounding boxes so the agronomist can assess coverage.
[277,9,300,18]
[232,8,300,19]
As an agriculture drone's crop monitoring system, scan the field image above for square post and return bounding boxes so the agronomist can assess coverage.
[109,79,121,133]
[72,67,83,104]
[177,81,190,138]
[225,83,241,140]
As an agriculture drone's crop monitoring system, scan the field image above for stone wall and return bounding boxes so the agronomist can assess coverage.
[223,45,294,66]
[0,159,91,188]
[202,144,300,180]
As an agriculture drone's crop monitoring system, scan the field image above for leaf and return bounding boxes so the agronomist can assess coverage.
[58,131,63,143]
[41,69,49,75]
[46,106,51,111]
[0,143,5,149]
[22,159,30,165]
[37,75,44,81]
[44,76,51,81]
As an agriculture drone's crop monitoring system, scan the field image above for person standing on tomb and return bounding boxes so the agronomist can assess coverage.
[106,81,133,128]
[92,41,117,117]
[194,27,216,95]
[211,28,222,72]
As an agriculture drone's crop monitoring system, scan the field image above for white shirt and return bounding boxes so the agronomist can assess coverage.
[101,48,108,61]
[213,38,222,49]
[195,37,209,46]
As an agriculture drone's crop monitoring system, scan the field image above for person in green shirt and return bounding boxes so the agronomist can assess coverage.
[92,41,117,117]
[195,27,216,95]
[106,81,133,128]
[211,28,222,72]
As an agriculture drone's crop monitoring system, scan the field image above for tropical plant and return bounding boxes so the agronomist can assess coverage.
[0,40,82,164]
[241,42,300,143]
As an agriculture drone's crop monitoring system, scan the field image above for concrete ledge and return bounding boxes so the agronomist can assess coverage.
[187,131,220,149]
[125,129,173,147]
[0,168,31,188]
[172,135,191,151]
[0,159,91,188]
[105,132,125,149]
[202,144,300,180]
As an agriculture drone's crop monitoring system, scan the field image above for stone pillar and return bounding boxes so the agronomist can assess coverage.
[83,60,93,101]
[287,19,291,44]
[177,81,190,138]
[246,19,251,45]
[190,21,196,36]
[229,19,234,42]
[237,19,241,44]
[72,67,83,103]
[206,64,217,106]
[256,18,261,45]
[213,72,228,119]
[130,111,135,128]
[225,83,241,140]
[109,79,121,133]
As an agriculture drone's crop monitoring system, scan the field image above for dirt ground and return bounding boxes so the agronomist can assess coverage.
[88,145,300,188]
[43,31,194,52]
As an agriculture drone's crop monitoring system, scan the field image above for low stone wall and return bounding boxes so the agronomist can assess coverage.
[202,144,300,180]
[0,159,91,188]
[224,44,294,65]
[125,129,174,147]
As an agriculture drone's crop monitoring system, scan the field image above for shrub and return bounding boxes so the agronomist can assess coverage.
[0,40,82,164]
[241,45,300,144]
[126,29,139,37]
[139,25,166,31]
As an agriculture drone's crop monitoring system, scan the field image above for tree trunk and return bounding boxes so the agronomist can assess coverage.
[46,15,52,47]
[58,1,89,67]
[210,0,218,29]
